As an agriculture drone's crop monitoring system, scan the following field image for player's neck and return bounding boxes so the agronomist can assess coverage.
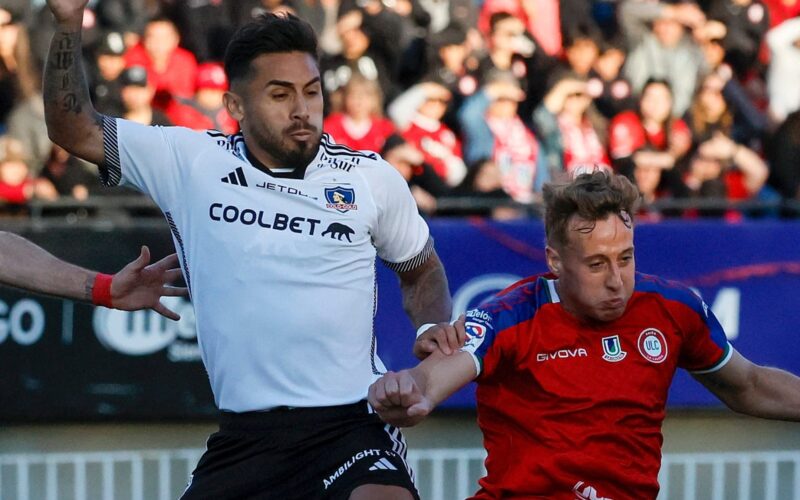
[242,137,284,172]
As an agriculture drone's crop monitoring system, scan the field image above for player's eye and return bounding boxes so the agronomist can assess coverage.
[272,93,288,100]
[589,261,604,270]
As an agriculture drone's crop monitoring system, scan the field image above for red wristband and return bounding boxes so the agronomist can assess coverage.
[92,273,114,308]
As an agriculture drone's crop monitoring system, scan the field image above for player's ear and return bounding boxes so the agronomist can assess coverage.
[545,246,561,276]
[223,91,245,121]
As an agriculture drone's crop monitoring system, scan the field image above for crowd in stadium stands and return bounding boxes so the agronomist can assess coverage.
[0,0,799,219]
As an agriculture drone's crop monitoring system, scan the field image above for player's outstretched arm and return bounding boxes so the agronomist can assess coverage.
[368,350,478,427]
[43,0,105,165]
[396,250,464,359]
[694,348,800,421]
[0,233,187,319]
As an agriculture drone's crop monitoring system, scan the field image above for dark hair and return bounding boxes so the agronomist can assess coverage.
[563,23,602,49]
[489,12,517,34]
[224,13,318,84]
[543,170,641,249]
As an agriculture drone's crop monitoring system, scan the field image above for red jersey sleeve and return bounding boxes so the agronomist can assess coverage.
[460,277,546,380]
[637,274,732,373]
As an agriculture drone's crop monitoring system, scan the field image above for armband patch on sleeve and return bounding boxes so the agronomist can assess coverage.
[100,116,122,187]
[382,236,434,273]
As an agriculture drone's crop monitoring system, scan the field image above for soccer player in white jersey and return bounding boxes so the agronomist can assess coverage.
[43,2,461,498]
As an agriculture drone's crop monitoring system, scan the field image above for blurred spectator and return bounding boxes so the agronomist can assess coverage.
[587,36,636,120]
[321,9,396,109]
[533,73,608,177]
[389,79,467,187]
[323,74,395,152]
[478,0,561,56]
[89,31,127,117]
[706,0,769,78]
[119,66,172,126]
[0,7,37,129]
[766,17,800,123]
[561,24,602,78]
[620,0,708,116]
[698,27,769,147]
[762,0,800,27]
[632,146,670,206]
[166,62,238,134]
[425,24,476,134]
[682,132,768,204]
[458,70,544,203]
[475,12,534,81]
[1,18,50,175]
[417,0,478,36]
[767,110,800,201]
[0,136,56,205]
[687,72,734,143]
[94,0,150,48]
[124,16,198,110]
[381,133,449,214]
[39,145,98,201]
[232,0,343,56]
[172,0,234,62]
[358,0,429,61]
[609,79,692,192]
[450,158,525,219]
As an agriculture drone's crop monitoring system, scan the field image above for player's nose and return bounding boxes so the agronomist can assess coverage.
[606,264,623,291]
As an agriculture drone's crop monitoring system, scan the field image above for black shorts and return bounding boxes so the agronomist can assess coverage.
[180,401,419,500]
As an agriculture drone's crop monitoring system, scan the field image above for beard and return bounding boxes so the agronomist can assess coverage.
[255,121,322,170]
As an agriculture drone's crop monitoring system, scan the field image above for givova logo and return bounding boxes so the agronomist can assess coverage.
[93,297,198,361]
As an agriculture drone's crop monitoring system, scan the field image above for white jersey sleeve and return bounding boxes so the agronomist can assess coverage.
[101,116,197,208]
[363,157,432,272]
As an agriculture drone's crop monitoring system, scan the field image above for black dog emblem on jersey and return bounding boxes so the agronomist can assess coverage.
[322,222,354,242]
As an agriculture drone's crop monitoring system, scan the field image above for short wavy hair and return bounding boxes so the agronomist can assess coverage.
[543,170,641,249]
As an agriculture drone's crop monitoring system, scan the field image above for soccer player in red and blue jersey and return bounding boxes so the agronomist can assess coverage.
[369,171,800,499]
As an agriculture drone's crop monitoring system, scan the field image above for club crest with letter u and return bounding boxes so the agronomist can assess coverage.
[601,335,627,362]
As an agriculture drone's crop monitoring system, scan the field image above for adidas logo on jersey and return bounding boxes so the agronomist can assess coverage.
[369,458,397,471]
[221,167,248,187]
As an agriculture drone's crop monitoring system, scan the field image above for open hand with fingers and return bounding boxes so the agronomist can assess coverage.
[109,246,188,320]
[413,314,467,359]
[369,370,434,427]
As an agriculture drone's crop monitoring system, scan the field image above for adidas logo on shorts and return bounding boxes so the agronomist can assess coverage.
[368,458,397,471]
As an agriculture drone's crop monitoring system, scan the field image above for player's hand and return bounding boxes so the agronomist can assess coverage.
[413,314,467,360]
[110,246,189,320]
[46,0,90,24]
[369,370,433,427]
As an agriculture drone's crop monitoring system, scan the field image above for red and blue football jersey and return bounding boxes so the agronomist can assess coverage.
[460,272,731,499]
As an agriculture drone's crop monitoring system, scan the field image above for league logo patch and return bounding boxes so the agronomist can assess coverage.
[325,186,358,213]
[638,328,668,364]
[463,321,487,351]
[465,322,486,339]
[601,335,627,362]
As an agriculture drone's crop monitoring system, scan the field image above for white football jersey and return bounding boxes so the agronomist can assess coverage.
[102,118,432,412]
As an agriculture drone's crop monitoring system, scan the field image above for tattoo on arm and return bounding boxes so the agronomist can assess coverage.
[83,275,94,302]
[44,29,106,162]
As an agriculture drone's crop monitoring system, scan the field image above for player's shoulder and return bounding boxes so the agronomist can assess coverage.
[318,134,403,183]
[469,274,554,329]
[319,133,381,164]
[634,272,705,312]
